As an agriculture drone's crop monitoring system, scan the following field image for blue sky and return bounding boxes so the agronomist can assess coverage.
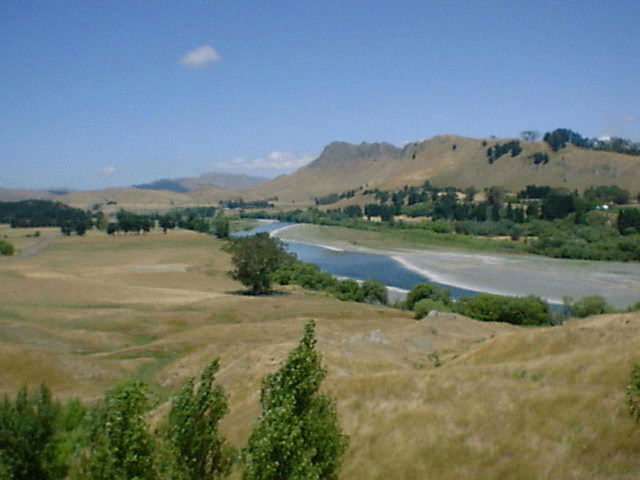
[2,0,639,190]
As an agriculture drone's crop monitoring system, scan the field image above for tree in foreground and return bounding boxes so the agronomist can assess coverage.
[80,381,157,480]
[167,359,231,480]
[223,233,290,294]
[243,321,348,480]
[0,384,59,480]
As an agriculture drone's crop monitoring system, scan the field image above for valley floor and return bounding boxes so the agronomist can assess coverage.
[0,227,638,479]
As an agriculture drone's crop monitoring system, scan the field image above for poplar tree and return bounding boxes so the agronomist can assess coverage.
[243,321,348,480]
[80,381,157,480]
[167,359,230,479]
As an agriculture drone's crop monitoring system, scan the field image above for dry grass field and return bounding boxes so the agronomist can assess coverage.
[0,227,639,479]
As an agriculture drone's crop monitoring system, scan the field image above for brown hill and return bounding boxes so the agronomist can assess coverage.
[239,135,640,203]
[0,188,61,202]
[58,187,196,212]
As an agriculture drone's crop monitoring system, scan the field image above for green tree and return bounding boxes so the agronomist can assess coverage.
[167,359,230,480]
[80,381,157,480]
[213,218,230,239]
[627,364,640,424]
[243,321,348,480]
[0,384,59,480]
[405,283,452,310]
[224,233,289,294]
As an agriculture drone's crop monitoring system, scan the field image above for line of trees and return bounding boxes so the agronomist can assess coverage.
[0,322,347,480]
[0,200,92,229]
[543,128,640,156]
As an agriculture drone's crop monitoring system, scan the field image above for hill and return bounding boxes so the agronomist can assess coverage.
[0,227,638,479]
[0,188,63,202]
[134,171,268,193]
[242,135,640,203]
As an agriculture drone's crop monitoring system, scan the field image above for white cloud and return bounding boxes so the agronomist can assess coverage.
[619,115,636,123]
[101,166,117,175]
[180,45,221,69]
[217,151,317,174]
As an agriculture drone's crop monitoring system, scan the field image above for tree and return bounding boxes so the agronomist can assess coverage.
[520,130,540,142]
[213,218,230,239]
[0,384,59,480]
[80,381,157,480]
[243,321,348,480]
[223,233,289,294]
[167,359,230,480]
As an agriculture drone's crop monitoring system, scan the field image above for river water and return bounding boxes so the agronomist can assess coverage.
[235,221,485,301]
[234,221,640,308]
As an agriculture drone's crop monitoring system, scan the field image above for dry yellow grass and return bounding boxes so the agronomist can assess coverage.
[0,228,639,479]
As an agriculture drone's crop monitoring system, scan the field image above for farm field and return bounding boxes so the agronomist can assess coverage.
[0,228,639,479]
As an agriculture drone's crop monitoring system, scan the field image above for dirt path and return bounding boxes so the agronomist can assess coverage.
[0,232,62,263]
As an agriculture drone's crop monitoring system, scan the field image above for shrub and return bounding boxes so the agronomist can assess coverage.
[454,294,550,325]
[405,283,452,310]
[413,299,451,319]
[331,279,364,302]
[0,240,14,256]
[568,295,614,318]
[360,280,388,305]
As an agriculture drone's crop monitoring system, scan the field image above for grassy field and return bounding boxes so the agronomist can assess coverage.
[0,227,639,479]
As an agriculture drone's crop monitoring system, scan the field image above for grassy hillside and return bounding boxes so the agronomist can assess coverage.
[0,226,638,478]
[241,135,640,204]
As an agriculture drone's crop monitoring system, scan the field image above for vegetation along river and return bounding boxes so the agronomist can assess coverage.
[236,221,640,308]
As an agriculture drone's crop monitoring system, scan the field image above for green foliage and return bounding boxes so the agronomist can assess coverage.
[331,279,364,302]
[454,294,550,326]
[413,298,451,319]
[224,233,290,294]
[627,364,640,424]
[360,280,388,305]
[80,381,157,480]
[0,200,91,228]
[529,152,549,165]
[405,283,452,310]
[567,295,614,318]
[584,185,630,205]
[0,240,14,256]
[617,208,640,235]
[243,321,348,480]
[167,359,231,480]
[213,218,230,239]
[0,384,60,480]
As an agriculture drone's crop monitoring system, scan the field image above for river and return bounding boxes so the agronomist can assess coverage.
[235,221,640,308]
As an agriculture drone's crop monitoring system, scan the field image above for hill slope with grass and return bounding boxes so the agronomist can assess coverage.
[0,227,638,479]
[242,135,640,203]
